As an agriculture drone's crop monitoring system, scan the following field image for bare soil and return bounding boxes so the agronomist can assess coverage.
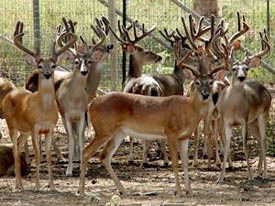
[0,96,274,206]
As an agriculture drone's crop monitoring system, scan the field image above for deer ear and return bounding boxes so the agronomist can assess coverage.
[182,69,196,80]
[249,57,261,68]
[55,50,74,65]
[122,45,136,53]
[213,69,227,80]
[25,55,37,66]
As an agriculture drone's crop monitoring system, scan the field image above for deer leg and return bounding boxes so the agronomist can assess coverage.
[192,126,199,167]
[142,139,149,166]
[159,140,169,166]
[11,129,22,190]
[65,118,74,176]
[77,115,86,165]
[178,138,192,195]
[242,123,253,180]
[52,137,65,163]
[31,131,41,191]
[79,134,111,196]
[167,135,182,196]
[213,120,221,167]
[257,114,267,178]
[217,123,232,183]
[45,130,54,190]
[128,136,134,164]
[100,132,126,195]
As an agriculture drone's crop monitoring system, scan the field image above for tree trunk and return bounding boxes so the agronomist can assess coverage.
[193,0,219,18]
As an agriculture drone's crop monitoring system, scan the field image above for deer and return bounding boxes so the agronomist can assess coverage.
[186,12,250,168]
[1,21,77,190]
[216,28,271,183]
[78,21,229,195]
[108,20,167,165]
[0,145,29,177]
[54,17,109,176]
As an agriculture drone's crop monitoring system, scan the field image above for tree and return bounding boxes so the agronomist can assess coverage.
[193,0,219,18]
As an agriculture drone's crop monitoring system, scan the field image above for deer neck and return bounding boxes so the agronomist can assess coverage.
[128,55,143,78]
[190,91,211,117]
[37,73,56,108]
[86,61,102,99]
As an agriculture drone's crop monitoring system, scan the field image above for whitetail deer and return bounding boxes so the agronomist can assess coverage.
[0,77,16,140]
[216,28,271,182]
[108,20,166,165]
[0,145,29,177]
[188,12,250,168]
[2,21,77,190]
[79,28,228,196]
[54,17,109,176]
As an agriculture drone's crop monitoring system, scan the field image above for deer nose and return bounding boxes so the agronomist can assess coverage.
[238,76,246,82]
[44,72,51,79]
[81,71,88,76]
[201,93,209,100]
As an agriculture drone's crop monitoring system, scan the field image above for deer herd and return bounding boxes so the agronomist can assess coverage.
[0,12,273,197]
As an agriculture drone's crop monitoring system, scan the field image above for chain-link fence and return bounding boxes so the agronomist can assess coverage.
[0,0,274,91]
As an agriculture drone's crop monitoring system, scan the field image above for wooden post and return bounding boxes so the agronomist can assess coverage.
[108,0,118,91]
[33,0,41,53]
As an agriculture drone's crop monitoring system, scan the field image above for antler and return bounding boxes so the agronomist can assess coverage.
[244,29,270,63]
[228,12,249,45]
[109,20,156,45]
[14,21,40,61]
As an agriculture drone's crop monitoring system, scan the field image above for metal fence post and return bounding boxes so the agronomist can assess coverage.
[122,0,127,87]
[33,0,41,53]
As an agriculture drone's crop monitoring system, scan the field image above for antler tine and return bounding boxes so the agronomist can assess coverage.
[53,31,77,59]
[174,40,199,77]
[100,16,110,35]
[245,29,270,62]
[228,12,249,44]
[159,29,177,44]
[131,21,156,44]
[89,25,106,53]
[108,20,128,45]
[13,21,38,58]
[181,16,197,52]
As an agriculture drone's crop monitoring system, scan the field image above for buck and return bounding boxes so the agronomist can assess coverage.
[108,20,166,164]
[78,24,228,195]
[2,21,77,190]
[187,12,250,168]
[216,29,271,182]
[54,17,109,176]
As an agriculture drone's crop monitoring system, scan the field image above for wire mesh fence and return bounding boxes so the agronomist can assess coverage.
[0,0,274,91]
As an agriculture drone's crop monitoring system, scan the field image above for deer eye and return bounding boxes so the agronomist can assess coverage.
[232,67,237,72]
[209,81,213,86]
[195,81,201,86]
[245,67,249,72]
[74,59,80,65]
[87,60,92,64]
[37,64,43,69]
[51,64,56,69]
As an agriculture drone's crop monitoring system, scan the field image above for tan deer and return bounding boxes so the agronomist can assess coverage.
[78,30,228,196]
[189,12,250,168]
[54,17,109,176]
[2,21,77,190]
[216,29,271,182]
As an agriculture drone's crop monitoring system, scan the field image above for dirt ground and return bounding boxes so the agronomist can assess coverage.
[0,94,274,206]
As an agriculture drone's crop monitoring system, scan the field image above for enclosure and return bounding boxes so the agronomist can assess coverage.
[0,0,275,206]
